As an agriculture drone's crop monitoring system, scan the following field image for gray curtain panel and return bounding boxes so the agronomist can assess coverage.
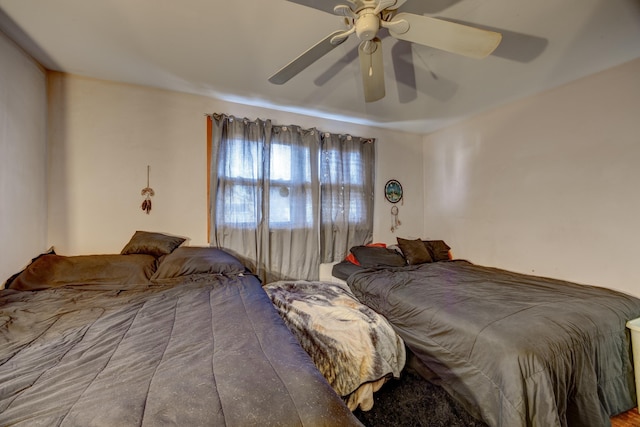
[209,113,374,282]
[320,132,375,263]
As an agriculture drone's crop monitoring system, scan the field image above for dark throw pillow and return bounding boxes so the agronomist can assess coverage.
[350,245,406,268]
[397,238,433,265]
[151,246,247,283]
[121,231,186,258]
[423,240,452,261]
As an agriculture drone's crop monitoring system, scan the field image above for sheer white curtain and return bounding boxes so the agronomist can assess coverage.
[209,113,374,282]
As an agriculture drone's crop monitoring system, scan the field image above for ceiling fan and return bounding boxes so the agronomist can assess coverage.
[269,0,502,102]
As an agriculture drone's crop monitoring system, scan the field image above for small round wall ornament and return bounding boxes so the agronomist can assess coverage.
[385,179,403,232]
[384,179,403,204]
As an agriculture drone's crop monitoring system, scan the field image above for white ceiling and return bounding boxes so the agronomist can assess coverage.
[1,0,639,134]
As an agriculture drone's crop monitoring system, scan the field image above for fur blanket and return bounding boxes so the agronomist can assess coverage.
[264,280,405,411]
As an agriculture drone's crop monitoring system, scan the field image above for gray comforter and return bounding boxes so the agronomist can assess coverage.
[0,274,361,426]
[347,260,640,427]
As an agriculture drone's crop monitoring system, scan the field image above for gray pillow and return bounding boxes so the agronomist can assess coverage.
[397,238,433,265]
[350,246,406,268]
[121,231,186,258]
[151,247,247,283]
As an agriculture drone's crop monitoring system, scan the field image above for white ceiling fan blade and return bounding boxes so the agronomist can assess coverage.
[286,0,355,15]
[388,13,502,59]
[269,30,349,85]
[358,38,385,102]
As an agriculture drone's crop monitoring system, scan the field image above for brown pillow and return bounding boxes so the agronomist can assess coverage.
[8,254,157,291]
[3,247,56,289]
[151,247,247,283]
[423,240,451,262]
[396,238,433,265]
[121,231,186,258]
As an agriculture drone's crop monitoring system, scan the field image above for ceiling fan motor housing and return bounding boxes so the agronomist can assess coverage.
[355,10,379,41]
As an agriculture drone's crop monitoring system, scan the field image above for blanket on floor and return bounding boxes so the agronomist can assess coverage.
[264,280,405,411]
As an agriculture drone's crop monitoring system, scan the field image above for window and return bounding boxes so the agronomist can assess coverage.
[208,114,374,281]
[216,140,315,229]
[216,138,262,227]
[268,143,314,228]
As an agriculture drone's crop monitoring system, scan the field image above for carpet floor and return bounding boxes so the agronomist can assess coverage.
[354,369,487,427]
[354,369,639,427]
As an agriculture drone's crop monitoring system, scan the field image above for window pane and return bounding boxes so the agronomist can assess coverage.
[224,139,260,179]
[217,183,259,227]
[270,144,291,181]
[321,149,367,224]
[270,143,311,183]
[269,185,314,228]
[322,149,363,185]
[267,142,313,228]
[347,151,364,185]
[269,185,290,224]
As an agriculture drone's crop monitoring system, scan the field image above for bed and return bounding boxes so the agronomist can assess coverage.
[0,232,362,426]
[336,239,640,427]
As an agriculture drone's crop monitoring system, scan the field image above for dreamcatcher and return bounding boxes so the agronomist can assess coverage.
[141,165,154,214]
[384,179,403,232]
[390,205,401,232]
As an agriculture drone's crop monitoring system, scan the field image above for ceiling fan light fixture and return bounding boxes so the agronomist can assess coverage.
[355,11,379,41]
[361,39,378,55]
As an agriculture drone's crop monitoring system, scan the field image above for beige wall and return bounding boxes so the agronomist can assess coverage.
[423,58,640,297]
[0,30,48,285]
[47,73,424,256]
[13,42,638,295]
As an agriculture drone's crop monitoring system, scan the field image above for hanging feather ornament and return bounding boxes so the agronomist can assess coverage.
[141,165,154,214]
[390,205,402,233]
